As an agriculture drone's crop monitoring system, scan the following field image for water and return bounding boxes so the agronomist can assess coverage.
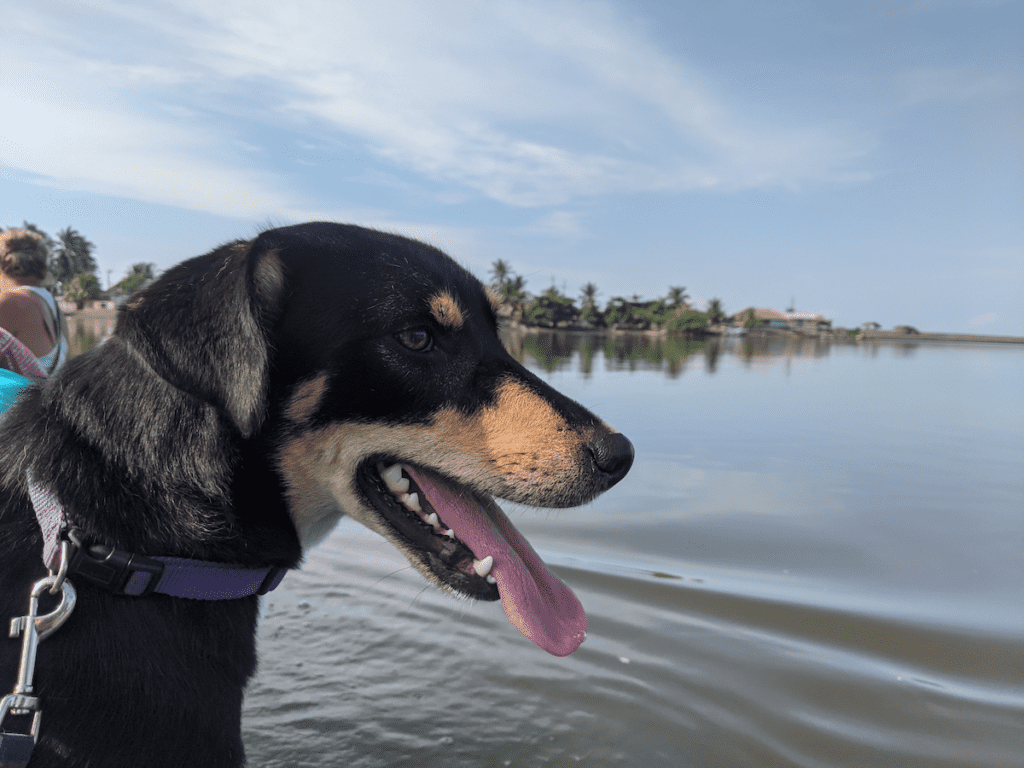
[242,332,1024,767]
[64,311,117,357]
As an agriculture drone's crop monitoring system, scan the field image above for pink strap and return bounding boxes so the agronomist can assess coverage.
[0,328,47,379]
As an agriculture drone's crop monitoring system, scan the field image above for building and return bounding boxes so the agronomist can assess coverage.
[782,310,829,328]
[732,307,830,329]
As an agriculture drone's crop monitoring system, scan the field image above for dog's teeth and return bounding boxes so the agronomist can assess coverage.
[425,512,439,528]
[472,555,494,579]
[445,529,455,538]
[380,463,409,494]
[401,492,421,512]
[486,575,497,585]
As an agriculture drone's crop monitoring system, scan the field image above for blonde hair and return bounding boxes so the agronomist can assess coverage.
[0,229,49,280]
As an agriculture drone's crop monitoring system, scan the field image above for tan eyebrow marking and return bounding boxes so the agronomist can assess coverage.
[429,291,465,330]
[285,374,328,424]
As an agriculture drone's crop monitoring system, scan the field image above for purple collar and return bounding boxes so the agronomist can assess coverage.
[27,476,287,600]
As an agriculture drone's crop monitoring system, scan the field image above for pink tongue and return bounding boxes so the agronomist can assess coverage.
[404,468,586,657]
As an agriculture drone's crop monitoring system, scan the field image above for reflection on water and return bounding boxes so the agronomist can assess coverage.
[65,311,117,357]
[501,327,853,377]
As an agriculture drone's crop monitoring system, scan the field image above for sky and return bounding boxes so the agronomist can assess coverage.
[1,0,1021,334]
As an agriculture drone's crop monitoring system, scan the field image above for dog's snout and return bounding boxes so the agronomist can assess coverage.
[588,432,634,487]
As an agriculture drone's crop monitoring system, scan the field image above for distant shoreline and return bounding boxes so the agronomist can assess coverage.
[853,329,1024,345]
[506,323,1024,345]
[67,307,1023,345]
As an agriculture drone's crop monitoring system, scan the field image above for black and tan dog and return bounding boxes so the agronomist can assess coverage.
[0,222,632,767]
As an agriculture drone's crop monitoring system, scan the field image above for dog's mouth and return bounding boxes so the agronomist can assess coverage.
[358,460,587,657]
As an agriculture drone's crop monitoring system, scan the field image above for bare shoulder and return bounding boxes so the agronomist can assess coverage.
[0,289,40,329]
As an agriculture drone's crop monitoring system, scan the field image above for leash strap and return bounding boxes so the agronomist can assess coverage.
[27,478,64,572]
[0,729,35,767]
[26,474,287,600]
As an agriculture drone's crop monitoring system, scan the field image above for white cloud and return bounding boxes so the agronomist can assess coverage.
[0,75,296,219]
[520,210,590,240]
[188,0,870,200]
[0,0,874,216]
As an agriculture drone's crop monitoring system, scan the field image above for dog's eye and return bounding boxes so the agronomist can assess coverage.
[396,328,434,352]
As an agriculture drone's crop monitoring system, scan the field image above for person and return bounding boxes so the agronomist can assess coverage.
[0,364,34,411]
[0,228,68,376]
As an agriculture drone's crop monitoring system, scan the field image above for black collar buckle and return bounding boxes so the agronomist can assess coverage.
[67,537,165,597]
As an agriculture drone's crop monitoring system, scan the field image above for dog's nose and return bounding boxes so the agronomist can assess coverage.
[588,431,634,487]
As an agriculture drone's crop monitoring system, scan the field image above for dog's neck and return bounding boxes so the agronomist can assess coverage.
[8,339,303,572]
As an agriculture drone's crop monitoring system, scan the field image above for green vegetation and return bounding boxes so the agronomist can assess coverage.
[114,263,157,296]
[53,227,97,285]
[62,273,103,309]
[665,309,709,335]
[706,298,725,324]
[2,222,95,290]
[3,221,97,298]
[522,285,577,328]
[2,223,157,308]
[490,261,724,336]
[489,259,527,317]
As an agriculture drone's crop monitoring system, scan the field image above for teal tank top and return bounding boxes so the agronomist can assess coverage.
[0,368,31,413]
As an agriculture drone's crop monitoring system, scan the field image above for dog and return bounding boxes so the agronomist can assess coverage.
[0,222,633,767]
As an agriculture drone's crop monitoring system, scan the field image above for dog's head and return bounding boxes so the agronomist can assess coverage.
[118,222,633,656]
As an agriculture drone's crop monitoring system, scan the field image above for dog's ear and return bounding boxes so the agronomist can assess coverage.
[117,237,286,437]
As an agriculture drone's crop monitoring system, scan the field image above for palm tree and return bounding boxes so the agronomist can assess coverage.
[489,274,528,320]
[667,286,689,307]
[504,275,527,308]
[706,298,725,324]
[53,227,97,285]
[129,262,156,279]
[578,282,602,327]
[489,259,511,291]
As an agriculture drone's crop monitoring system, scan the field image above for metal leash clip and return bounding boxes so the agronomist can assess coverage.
[0,565,77,768]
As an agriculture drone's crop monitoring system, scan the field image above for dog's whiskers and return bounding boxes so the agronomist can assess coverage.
[362,565,415,596]
[407,584,432,608]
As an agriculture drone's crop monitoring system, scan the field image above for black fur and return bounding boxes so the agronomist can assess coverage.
[0,223,632,767]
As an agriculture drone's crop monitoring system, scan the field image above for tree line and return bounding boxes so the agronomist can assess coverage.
[489,259,726,335]
[3,224,728,330]
[1,222,156,308]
